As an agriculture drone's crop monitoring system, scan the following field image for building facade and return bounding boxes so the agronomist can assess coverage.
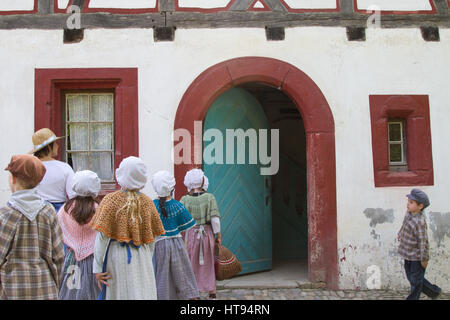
[0,0,449,291]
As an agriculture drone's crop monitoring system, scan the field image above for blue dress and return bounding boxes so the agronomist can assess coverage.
[152,199,199,300]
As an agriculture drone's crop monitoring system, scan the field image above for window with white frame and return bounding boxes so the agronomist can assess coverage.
[388,120,407,170]
[64,92,115,183]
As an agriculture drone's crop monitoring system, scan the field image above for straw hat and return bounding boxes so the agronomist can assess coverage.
[29,128,64,154]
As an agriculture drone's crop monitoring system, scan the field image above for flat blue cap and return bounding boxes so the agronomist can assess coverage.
[406,188,430,209]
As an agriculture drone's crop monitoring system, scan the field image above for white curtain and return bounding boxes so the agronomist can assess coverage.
[67,94,114,181]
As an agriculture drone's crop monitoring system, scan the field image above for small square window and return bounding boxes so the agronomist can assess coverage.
[388,120,407,171]
[369,95,433,187]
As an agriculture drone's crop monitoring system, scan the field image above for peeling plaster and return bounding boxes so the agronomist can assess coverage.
[364,208,395,227]
[428,212,450,247]
[363,208,395,242]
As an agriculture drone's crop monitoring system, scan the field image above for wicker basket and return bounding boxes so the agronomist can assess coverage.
[214,244,242,280]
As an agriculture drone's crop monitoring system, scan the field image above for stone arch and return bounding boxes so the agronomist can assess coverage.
[174,56,338,289]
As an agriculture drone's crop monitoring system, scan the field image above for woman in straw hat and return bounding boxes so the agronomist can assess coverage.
[150,170,199,300]
[30,128,76,211]
[0,154,65,299]
[90,156,165,300]
[180,168,221,300]
[58,170,102,300]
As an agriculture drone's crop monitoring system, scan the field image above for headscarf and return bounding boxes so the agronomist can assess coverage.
[72,170,101,198]
[151,170,176,197]
[202,175,209,191]
[184,168,205,192]
[115,156,147,190]
[90,157,165,245]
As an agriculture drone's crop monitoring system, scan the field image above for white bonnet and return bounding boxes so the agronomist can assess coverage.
[151,170,176,197]
[202,175,209,191]
[184,168,206,192]
[72,170,101,198]
[115,156,147,190]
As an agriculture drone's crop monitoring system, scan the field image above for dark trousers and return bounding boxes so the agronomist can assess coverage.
[404,260,441,300]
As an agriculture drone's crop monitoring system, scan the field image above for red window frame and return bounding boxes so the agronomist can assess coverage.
[369,95,433,187]
[34,68,139,196]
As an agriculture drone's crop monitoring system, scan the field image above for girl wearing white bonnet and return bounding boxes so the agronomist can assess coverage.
[180,168,221,300]
[90,156,165,300]
[151,170,199,300]
[58,170,101,300]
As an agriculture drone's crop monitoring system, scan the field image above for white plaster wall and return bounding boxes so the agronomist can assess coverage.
[356,0,432,11]
[0,0,35,11]
[178,0,231,9]
[88,0,157,9]
[0,26,448,291]
[283,0,337,9]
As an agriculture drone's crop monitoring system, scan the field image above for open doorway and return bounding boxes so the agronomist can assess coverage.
[238,83,308,283]
[174,56,338,288]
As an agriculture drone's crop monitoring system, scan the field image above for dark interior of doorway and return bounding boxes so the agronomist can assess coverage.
[238,83,308,279]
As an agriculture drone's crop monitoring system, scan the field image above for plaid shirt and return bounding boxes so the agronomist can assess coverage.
[397,211,429,261]
[0,203,64,300]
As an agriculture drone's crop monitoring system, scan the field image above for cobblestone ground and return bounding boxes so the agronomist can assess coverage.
[208,288,450,300]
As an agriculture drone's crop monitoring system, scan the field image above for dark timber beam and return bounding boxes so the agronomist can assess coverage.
[37,0,53,14]
[0,12,449,30]
[158,0,175,12]
[432,0,449,15]
[340,0,354,14]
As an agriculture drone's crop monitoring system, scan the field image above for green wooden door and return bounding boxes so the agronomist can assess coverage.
[203,87,272,274]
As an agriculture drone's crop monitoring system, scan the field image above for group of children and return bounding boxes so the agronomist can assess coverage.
[0,128,221,300]
[0,128,443,300]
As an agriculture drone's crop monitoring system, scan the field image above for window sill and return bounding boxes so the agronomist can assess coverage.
[375,170,434,187]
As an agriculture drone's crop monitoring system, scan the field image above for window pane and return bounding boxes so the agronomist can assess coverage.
[68,124,89,150]
[67,95,89,122]
[91,152,113,181]
[389,144,403,163]
[90,94,113,121]
[70,152,89,172]
[90,123,113,150]
[389,123,402,142]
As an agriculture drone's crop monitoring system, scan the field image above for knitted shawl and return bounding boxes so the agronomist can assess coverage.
[58,202,98,261]
[89,190,165,245]
[153,199,196,237]
[179,192,220,225]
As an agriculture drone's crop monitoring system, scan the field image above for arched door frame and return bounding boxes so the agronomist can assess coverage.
[173,57,338,289]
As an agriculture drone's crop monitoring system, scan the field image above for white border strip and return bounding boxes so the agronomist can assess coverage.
[356,0,432,11]
[88,0,157,9]
[0,0,35,11]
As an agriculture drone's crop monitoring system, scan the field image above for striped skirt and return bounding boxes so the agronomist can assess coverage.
[186,224,216,293]
[153,237,199,300]
[58,250,100,300]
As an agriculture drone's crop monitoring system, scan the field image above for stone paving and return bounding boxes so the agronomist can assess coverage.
[208,288,450,300]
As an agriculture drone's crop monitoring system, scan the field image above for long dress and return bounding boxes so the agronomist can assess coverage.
[152,199,198,300]
[90,190,165,300]
[59,252,100,300]
[57,202,100,300]
[93,232,157,300]
[180,192,220,293]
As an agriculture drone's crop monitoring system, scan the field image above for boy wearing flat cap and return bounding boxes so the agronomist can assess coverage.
[397,188,442,300]
[0,154,65,300]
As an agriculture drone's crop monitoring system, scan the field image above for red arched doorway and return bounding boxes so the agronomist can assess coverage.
[173,57,338,289]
